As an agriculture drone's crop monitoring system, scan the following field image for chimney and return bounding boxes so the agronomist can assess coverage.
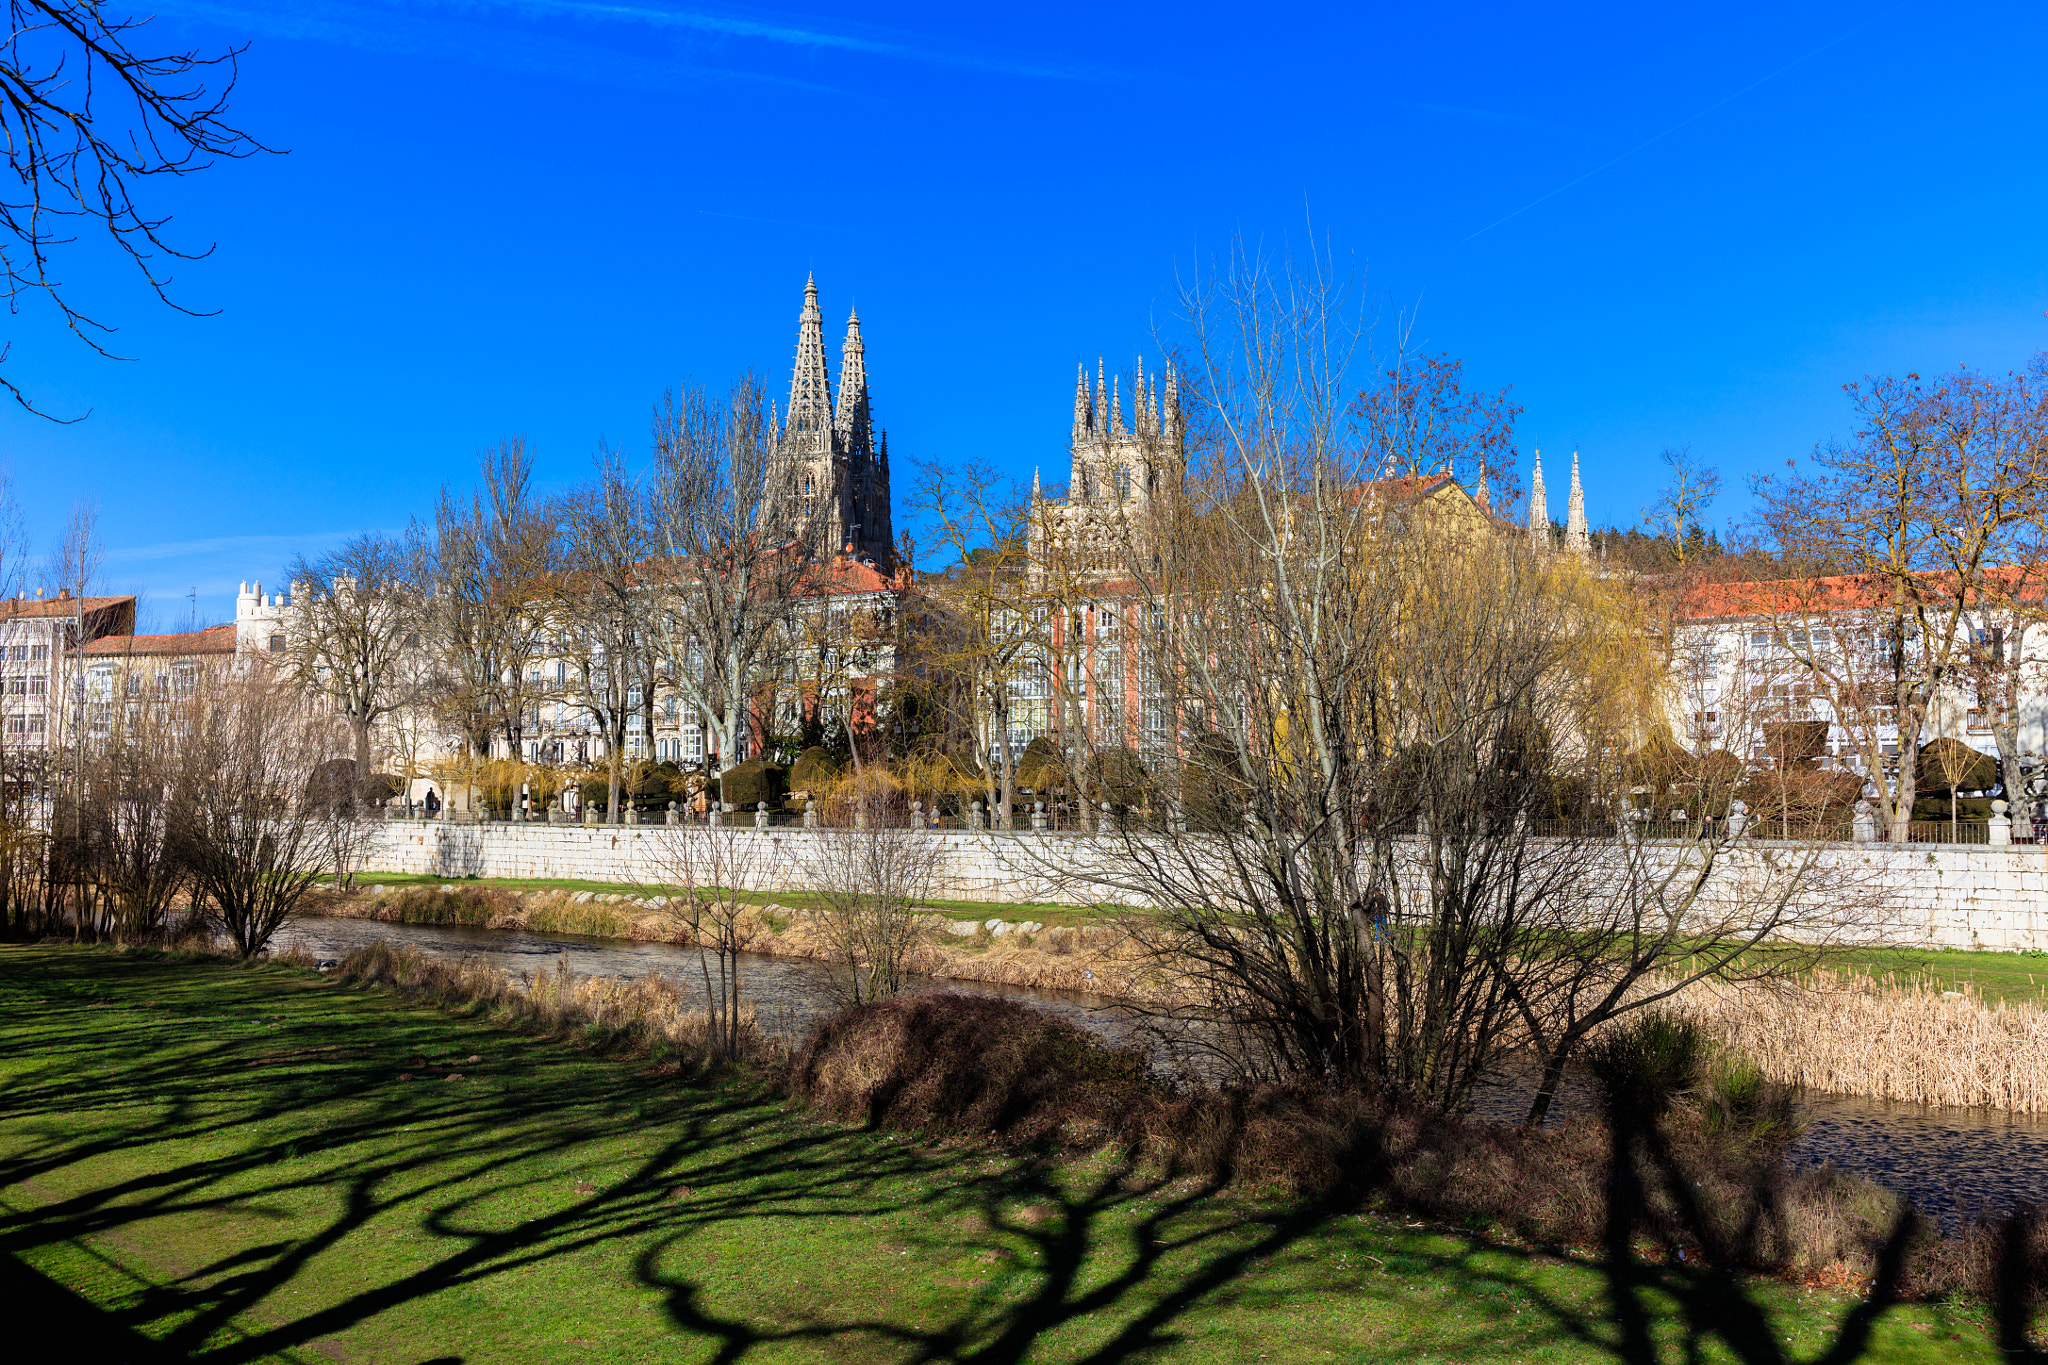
[57,588,70,600]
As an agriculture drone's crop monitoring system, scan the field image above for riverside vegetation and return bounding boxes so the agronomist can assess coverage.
[323,876,2048,1114]
[4,941,2044,1365]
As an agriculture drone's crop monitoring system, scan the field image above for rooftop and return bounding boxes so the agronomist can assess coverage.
[82,623,238,658]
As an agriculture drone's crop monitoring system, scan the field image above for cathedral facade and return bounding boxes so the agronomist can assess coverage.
[773,275,896,571]
[1029,357,1183,582]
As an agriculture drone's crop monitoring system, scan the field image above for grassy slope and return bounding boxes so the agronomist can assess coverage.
[0,946,1999,1365]
[1821,945,2048,1009]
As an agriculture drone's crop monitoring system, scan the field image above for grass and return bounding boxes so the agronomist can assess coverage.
[0,946,2017,1363]
[341,869,1106,926]
[1823,944,2048,1009]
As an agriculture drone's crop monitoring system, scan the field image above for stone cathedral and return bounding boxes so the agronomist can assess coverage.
[773,275,896,571]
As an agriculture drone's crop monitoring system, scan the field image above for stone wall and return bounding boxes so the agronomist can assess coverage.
[350,820,2048,952]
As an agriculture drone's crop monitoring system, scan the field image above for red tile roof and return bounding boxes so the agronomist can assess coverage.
[0,594,134,620]
[82,623,238,657]
[1671,564,2047,621]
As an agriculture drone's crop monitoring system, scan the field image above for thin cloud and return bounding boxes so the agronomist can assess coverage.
[103,529,360,567]
[157,0,848,94]
[484,0,1097,79]
[157,0,1099,87]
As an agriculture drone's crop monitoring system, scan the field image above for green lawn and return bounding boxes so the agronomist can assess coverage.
[0,946,2009,1363]
[1825,944,2048,1009]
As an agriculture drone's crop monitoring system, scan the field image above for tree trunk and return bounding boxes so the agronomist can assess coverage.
[352,716,373,803]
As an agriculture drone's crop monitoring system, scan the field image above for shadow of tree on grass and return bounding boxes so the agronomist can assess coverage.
[0,947,2038,1364]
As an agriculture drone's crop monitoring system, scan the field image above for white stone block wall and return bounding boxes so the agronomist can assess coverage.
[349,821,2048,952]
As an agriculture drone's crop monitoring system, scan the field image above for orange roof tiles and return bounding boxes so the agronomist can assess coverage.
[0,594,134,620]
[82,623,238,657]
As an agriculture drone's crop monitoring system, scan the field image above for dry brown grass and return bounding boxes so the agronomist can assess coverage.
[333,940,769,1065]
[318,884,2048,1112]
[1677,971,2048,1113]
[785,992,2000,1295]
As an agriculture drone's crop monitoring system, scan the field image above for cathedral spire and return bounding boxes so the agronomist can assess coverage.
[1094,358,1108,431]
[1072,362,1091,441]
[1111,374,1124,436]
[1133,357,1149,434]
[1163,363,1180,445]
[835,305,870,451]
[1527,448,1549,551]
[786,273,832,435]
[1565,450,1591,558]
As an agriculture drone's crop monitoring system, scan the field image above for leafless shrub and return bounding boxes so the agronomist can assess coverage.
[799,788,940,1005]
[644,823,779,1059]
[175,673,343,957]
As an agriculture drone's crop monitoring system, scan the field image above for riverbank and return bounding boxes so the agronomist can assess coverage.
[319,876,2048,1115]
[0,946,2004,1363]
[311,879,1172,1002]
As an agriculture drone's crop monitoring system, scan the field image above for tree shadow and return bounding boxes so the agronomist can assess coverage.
[1,948,2039,1364]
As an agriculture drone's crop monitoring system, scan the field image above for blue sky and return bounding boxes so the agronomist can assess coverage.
[7,0,2045,630]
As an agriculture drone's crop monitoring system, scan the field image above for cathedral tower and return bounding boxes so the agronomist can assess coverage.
[772,276,895,570]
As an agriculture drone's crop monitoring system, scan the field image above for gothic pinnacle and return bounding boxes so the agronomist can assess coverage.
[787,274,831,435]
[1527,448,1549,551]
[1565,450,1590,558]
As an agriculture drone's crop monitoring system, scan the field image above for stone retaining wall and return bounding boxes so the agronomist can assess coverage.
[350,820,2048,951]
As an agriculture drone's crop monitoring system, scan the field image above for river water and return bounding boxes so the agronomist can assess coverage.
[274,915,2048,1228]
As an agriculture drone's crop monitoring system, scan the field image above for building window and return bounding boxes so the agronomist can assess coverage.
[1968,709,1992,733]
[681,724,703,763]
[269,634,284,652]
[663,697,677,724]
[7,645,24,662]
[4,675,23,696]
[27,645,45,662]
[28,675,43,696]
[26,713,43,734]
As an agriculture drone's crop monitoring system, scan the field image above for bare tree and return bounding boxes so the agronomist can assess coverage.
[68,651,199,937]
[800,785,938,1005]
[1641,446,1721,569]
[423,439,564,765]
[909,459,1036,825]
[644,376,826,774]
[174,673,338,957]
[1,2,271,415]
[1753,359,2048,839]
[1348,349,1522,511]
[283,535,428,797]
[648,823,779,1059]
[1022,238,1872,1121]
[40,499,98,598]
[558,461,649,821]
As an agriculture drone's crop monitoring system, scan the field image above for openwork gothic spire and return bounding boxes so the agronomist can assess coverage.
[1564,450,1590,558]
[1527,448,1549,550]
[786,273,833,435]
[835,306,870,451]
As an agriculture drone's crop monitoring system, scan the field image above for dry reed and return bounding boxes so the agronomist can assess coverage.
[334,940,768,1064]
[1676,971,2048,1114]
[319,884,2048,1112]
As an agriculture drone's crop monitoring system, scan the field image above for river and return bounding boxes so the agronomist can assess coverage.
[274,914,2048,1229]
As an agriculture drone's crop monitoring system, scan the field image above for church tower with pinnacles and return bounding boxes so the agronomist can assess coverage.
[1030,356,1184,581]
[773,275,895,571]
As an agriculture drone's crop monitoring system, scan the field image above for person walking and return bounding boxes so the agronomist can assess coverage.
[424,788,441,818]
